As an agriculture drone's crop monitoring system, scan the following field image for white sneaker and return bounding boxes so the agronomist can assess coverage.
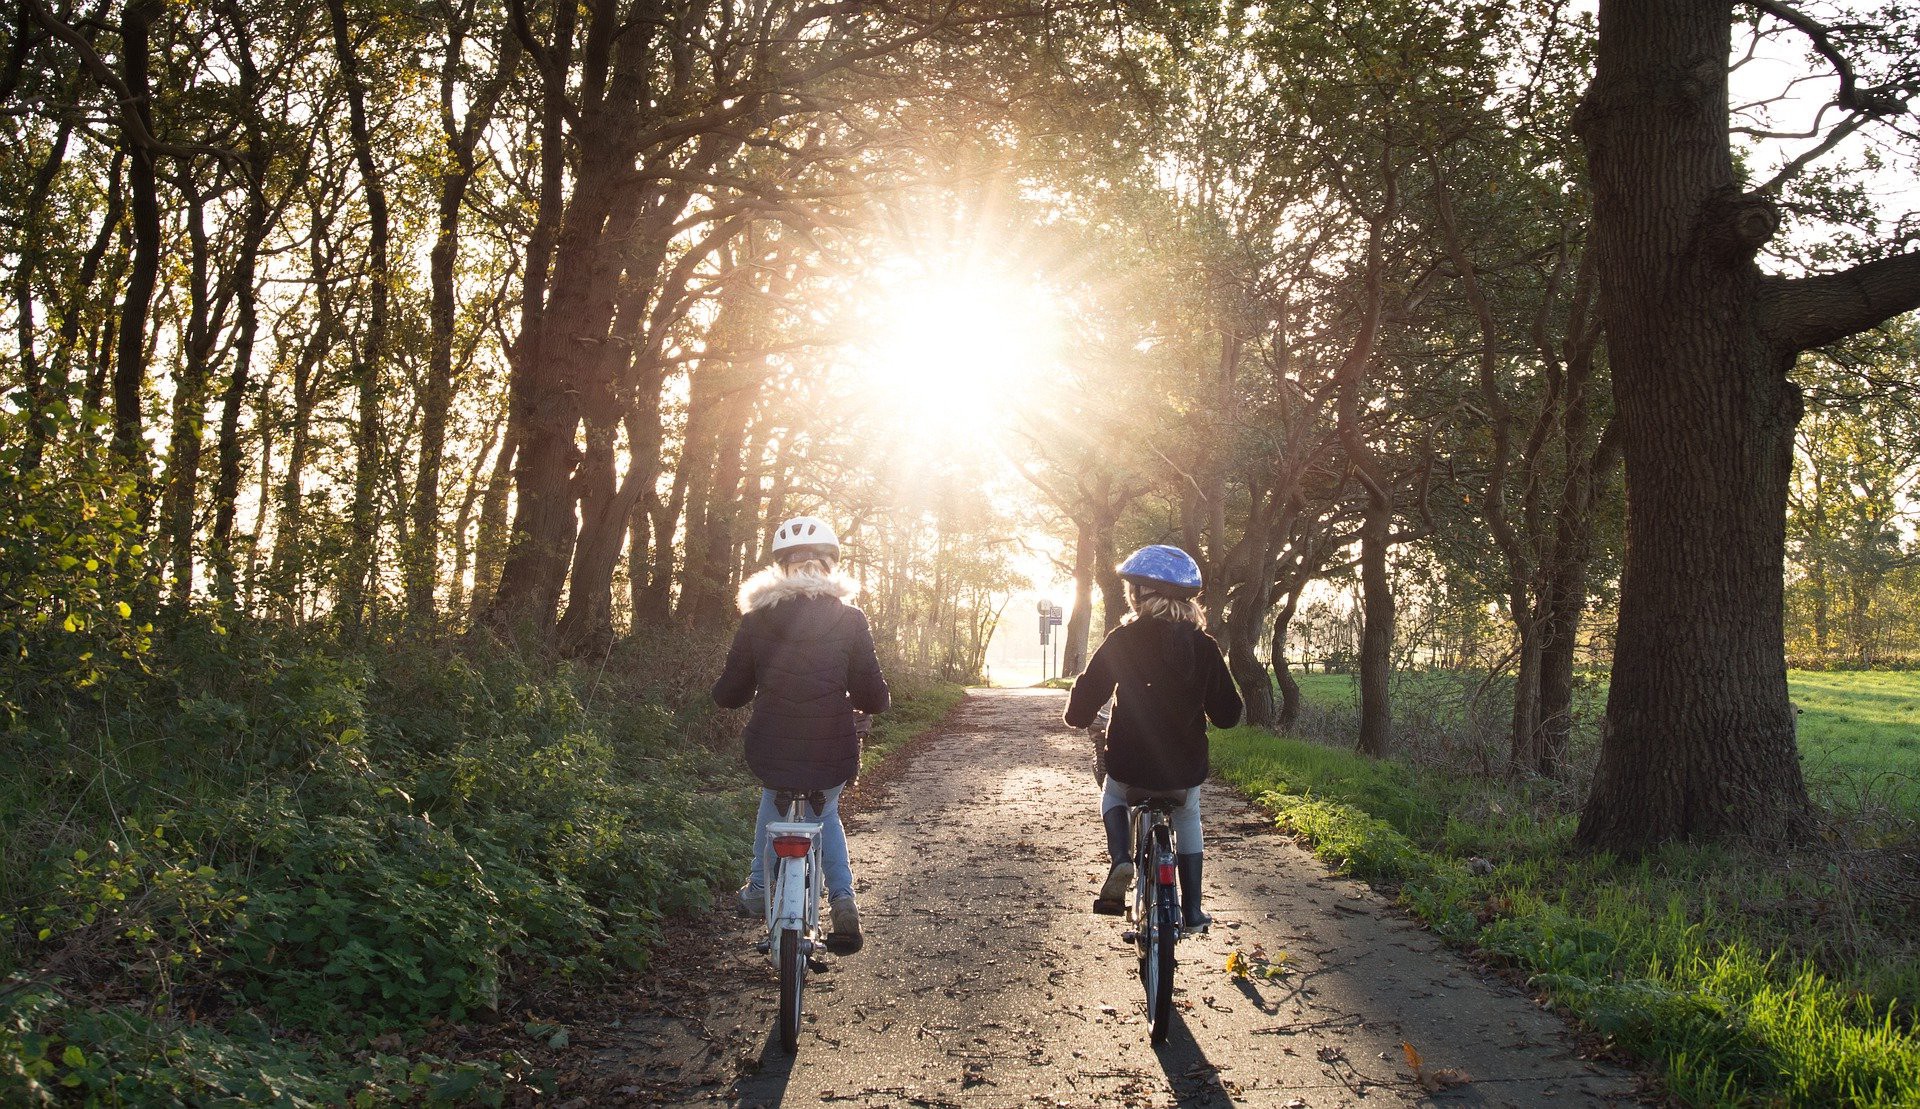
[735,884,764,917]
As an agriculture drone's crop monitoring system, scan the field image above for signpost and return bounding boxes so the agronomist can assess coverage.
[1036,599,1066,681]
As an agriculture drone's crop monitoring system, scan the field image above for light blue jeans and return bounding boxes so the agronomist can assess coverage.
[748,784,854,901]
[1101,776,1203,855]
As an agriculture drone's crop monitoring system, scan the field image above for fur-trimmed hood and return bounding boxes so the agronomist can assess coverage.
[737,566,860,614]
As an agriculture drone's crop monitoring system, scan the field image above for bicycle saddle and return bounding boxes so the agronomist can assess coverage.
[773,788,827,810]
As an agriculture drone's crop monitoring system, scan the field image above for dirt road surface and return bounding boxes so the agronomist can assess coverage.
[599,688,1640,1107]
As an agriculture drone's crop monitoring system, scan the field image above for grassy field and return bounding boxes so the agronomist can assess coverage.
[1219,667,1920,1105]
[1281,668,1919,813]
[1790,672,1920,813]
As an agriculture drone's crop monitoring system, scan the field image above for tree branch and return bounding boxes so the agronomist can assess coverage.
[1745,0,1906,115]
[1764,251,1920,352]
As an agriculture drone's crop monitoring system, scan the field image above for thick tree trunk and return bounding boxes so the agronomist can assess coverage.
[1507,614,1545,774]
[1536,559,1587,777]
[638,463,689,624]
[1227,620,1275,728]
[1354,493,1393,757]
[558,401,662,653]
[1094,519,1124,635]
[1575,0,1812,850]
[1062,519,1095,676]
[1271,594,1303,729]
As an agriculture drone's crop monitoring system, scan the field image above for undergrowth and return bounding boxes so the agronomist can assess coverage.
[0,617,959,1104]
[1212,726,1920,1107]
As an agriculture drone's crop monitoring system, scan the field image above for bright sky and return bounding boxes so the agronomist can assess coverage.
[843,252,1068,444]
[834,252,1090,683]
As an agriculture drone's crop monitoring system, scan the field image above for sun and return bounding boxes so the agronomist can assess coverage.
[848,258,1063,436]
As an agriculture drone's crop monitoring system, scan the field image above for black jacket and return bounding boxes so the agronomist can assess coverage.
[711,570,890,790]
[1063,617,1242,790]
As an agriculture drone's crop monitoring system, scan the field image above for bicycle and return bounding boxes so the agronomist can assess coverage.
[1119,791,1190,1044]
[757,788,827,1053]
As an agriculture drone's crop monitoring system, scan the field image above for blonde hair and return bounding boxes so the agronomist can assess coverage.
[1125,582,1205,629]
[780,556,836,578]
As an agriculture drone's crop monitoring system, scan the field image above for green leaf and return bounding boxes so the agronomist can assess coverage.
[116,601,132,618]
[62,1045,85,1068]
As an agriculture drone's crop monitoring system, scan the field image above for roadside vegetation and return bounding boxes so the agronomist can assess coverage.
[0,620,961,1105]
[1214,671,1920,1107]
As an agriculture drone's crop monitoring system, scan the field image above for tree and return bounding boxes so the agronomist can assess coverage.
[1574,0,1920,851]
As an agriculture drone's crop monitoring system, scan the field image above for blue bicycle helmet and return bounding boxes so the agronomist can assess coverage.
[1117,544,1203,598]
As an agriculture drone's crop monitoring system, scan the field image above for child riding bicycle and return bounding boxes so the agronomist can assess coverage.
[1063,545,1242,928]
[712,514,890,954]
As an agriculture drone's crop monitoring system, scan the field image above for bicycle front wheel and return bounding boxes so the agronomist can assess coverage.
[778,926,804,1052]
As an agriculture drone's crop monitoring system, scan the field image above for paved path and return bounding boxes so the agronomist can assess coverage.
[603,688,1640,1107]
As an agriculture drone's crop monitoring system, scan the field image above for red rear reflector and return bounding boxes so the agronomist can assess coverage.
[772,835,811,859]
[1158,862,1177,885]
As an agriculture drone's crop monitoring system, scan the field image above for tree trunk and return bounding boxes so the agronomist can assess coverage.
[1507,610,1545,774]
[16,119,70,470]
[1094,518,1124,635]
[1536,558,1587,778]
[469,418,516,625]
[1062,518,1095,676]
[209,153,268,603]
[113,0,162,484]
[1271,593,1303,729]
[1354,493,1393,757]
[1575,0,1813,850]
[1227,616,1275,728]
[327,0,391,635]
[162,182,216,607]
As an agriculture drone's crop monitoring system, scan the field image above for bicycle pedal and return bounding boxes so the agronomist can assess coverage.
[807,956,831,973]
[1120,929,1138,944]
[753,938,770,954]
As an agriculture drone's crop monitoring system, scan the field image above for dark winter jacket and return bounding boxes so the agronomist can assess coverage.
[1063,617,1242,791]
[711,568,891,790]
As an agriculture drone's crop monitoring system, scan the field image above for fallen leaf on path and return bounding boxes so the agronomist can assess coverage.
[1423,1067,1472,1091]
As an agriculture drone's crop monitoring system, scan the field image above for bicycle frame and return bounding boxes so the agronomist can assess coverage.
[765,798,824,952]
[762,791,825,1053]
[1128,806,1183,941]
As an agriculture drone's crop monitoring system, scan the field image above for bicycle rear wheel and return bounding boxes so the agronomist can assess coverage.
[1139,824,1177,1042]
[778,926,804,1052]
[1147,904,1176,1042]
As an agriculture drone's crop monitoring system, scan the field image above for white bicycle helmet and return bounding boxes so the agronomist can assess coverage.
[770,515,840,561]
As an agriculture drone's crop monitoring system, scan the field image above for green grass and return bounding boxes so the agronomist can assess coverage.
[1789,672,1920,812]
[1284,669,1919,813]
[1212,723,1920,1107]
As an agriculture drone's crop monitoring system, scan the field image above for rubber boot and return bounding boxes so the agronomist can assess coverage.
[1176,853,1209,931]
[1094,806,1132,915]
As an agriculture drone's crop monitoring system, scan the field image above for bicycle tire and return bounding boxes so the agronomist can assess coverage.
[778,926,803,1053]
[1148,901,1176,1042]
[1141,823,1177,1042]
